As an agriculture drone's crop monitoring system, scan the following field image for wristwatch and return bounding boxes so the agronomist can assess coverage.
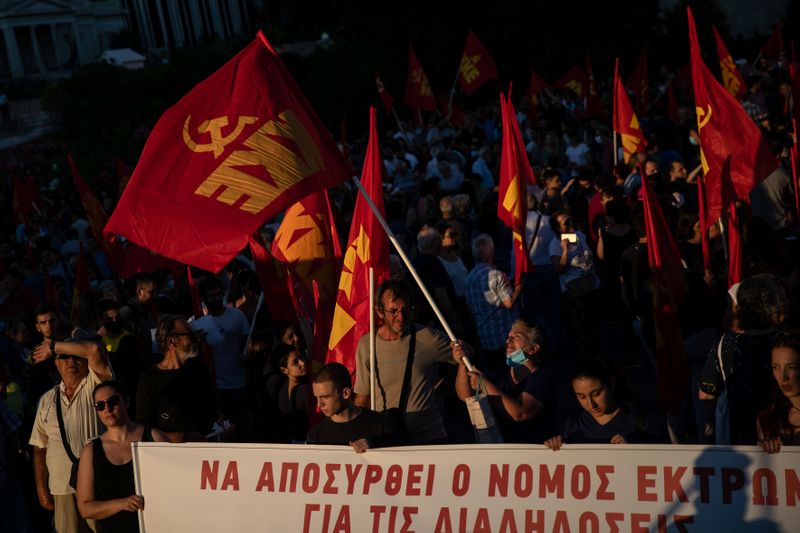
[49,340,56,357]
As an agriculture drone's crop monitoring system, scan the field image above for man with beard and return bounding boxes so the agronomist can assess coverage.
[135,315,217,442]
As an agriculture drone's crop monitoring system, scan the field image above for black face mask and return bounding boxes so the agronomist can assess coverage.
[104,320,123,335]
[205,297,224,313]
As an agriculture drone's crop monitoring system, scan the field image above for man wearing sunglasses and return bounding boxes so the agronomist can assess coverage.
[28,330,113,533]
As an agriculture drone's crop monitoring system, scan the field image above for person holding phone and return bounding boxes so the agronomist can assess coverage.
[454,320,558,444]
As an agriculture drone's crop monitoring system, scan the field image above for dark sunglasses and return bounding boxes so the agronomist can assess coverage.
[94,395,122,412]
[56,354,83,362]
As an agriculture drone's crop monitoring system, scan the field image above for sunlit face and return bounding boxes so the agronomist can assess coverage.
[572,377,615,418]
[377,291,410,336]
[505,327,532,355]
[313,380,348,418]
[93,387,126,426]
[281,327,300,348]
[170,320,199,362]
[55,353,88,382]
[137,282,156,304]
[442,229,458,248]
[771,346,800,399]
[35,312,58,339]
[281,351,307,380]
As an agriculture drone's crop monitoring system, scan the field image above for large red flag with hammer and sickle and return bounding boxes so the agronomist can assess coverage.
[458,31,498,95]
[688,7,778,228]
[104,31,350,272]
[404,46,437,112]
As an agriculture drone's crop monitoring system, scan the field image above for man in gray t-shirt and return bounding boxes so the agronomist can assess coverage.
[354,280,457,444]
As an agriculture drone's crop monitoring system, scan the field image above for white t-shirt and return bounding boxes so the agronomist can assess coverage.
[193,307,250,389]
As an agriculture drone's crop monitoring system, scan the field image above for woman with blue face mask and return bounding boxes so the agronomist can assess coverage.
[454,320,559,443]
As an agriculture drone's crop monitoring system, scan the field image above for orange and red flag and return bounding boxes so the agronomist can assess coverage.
[613,58,647,163]
[404,47,436,112]
[104,31,349,273]
[327,107,391,375]
[375,73,394,114]
[249,232,299,323]
[498,92,532,285]
[713,26,746,100]
[688,7,779,228]
[627,49,649,115]
[553,65,587,98]
[458,31,498,96]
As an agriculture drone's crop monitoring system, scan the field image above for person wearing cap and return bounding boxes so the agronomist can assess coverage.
[29,330,113,533]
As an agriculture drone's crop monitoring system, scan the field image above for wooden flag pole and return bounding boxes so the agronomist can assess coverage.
[613,132,619,166]
[351,176,474,371]
[447,64,461,120]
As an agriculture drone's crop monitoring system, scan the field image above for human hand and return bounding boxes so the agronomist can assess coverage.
[610,434,627,445]
[450,341,466,365]
[38,490,54,511]
[467,369,484,390]
[758,436,782,454]
[118,495,144,512]
[350,439,370,454]
[32,342,53,364]
[544,436,563,451]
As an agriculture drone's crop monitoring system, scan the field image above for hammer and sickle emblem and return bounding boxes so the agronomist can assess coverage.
[182,115,259,158]
[696,105,713,130]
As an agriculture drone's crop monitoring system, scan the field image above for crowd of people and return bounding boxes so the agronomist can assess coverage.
[2,51,800,532]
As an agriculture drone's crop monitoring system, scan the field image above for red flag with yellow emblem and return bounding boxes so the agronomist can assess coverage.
[375,73,394,114]
[326,107,390,374]
[458,31,498,96]
[498,92,532,285]
[688,7,778,228]
[713,26,746,100]
[553,65,587,98]
[404,47,436,111]
[104,31,349,273]
[613,58,648,163]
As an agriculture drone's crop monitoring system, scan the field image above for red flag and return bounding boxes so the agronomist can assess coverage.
[792,119,800,225]
[528,70,548,125]
[761,25,784,59]
[585,56,603,116]
[273,190,343,364]
[327,107,391,375]
[458,31,498,95]
[375,73,394,114]
[789,62,800,120]
[639,164,688,415]
[688,7,779,228]
[12,177,31,226]
[713,26,746,100]
[627,49,649,115]
[436,94,465,127]
[104,31,350,273]
[697,175,712,272]
[553,65,587,98]
[116,242,183,280]
[249,233,298,323]
[498,92,532,285]
[720,156,741,287]
[667,82,680,125]
[404,47,436,111]
[186,266,204,319]
[613,58,648,163]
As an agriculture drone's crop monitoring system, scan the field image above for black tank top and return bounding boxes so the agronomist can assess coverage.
[92,427,153,533]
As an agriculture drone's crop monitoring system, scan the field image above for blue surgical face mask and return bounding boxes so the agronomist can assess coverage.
[689,136,699,146]
[505,348,528,368]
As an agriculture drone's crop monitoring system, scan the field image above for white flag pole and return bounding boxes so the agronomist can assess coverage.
[350,176,474,371]
[369,266,376,411]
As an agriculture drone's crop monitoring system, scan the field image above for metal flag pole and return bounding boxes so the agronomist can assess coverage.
[369,266,376,411]
[350,176,474,371]
[613,132,619,166]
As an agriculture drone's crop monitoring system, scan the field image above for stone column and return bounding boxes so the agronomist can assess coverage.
[2,26,24,78]
[29,25,43,73]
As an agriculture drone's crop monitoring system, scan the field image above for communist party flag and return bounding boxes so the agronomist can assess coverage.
[719,156,741,287]
[627,49,649,115]
[249,233,299,323]
[498,92,532,285]
[612,58,647,163]
[639,164,688,415]
[272,189,343,364]
[585,55,603,116]
[761,24,784,59]
[458,31,498,96]
[104,31,349,273]
[688,7,779,228]
[553,65,587,98]
[375,73,394,114]
[713,26,746,100]
[404,47,436,111]
[327,107,390,375]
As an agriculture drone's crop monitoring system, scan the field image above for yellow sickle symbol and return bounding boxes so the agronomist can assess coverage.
[182,115,259,159]
[696,105,713,130]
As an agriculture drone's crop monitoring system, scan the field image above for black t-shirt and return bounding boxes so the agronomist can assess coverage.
[135,359,216,434]
[277,382,311,442]
[492,367,559,444]
[306,409,401,448]
[563,407,668,444]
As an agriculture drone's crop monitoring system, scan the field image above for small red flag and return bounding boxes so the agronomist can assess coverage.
[688,7,779,228]
[553,65,587,98]
[585,55,603,116]
[458,31,498,96]
[761,24,784,59]
[404,46,436,111]
[719,156,742,287]
[613,58,648,163]
[327,107,391,375]
[627,49,649,115]
[713,26,746,100]
[186,266,204,320]
[375,73,395,114]
[697,175,712,273]
[639,164,688,415]
[104,31,350,273]
[498,92,532,285]
[249,233,299,323]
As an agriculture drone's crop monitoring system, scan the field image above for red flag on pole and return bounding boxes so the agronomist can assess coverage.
[404,47,437,112]
[585,55,603,116]
[688,7,779,228]
[553,65,587,98]
[791,119,800,225]
[327,107,391,375]
[498,92,532,285]
[697,175,712,273]
[713,26,746,100]
[186,266,204,320]
[627,49,649,115]
[104,31,350,273]
[528,70,548,126]
[720,156,742,287]
[375,73,395,114]
[761,25,784,59]
[458,31,498,95]
[639,164,688,415]
[248,233,299,323]
[613,58,648,163]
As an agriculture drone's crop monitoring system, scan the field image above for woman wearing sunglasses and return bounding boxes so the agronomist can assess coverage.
[76,380,168,532]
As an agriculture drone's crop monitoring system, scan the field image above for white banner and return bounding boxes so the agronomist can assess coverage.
[133,443,800,532]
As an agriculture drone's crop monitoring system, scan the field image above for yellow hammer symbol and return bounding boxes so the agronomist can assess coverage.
[183,115,259,159]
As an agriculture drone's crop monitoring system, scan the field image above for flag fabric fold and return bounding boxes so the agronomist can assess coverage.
[404,47,437,111]
[458,31,498,95]
[375,73,395,114]
[327,107,391,374]
[104,31,349,273]
[720,156,741,287]
[713,26,746,100]
[553,65,587,98]
[613,58,648,163]
[249,233,298,323]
